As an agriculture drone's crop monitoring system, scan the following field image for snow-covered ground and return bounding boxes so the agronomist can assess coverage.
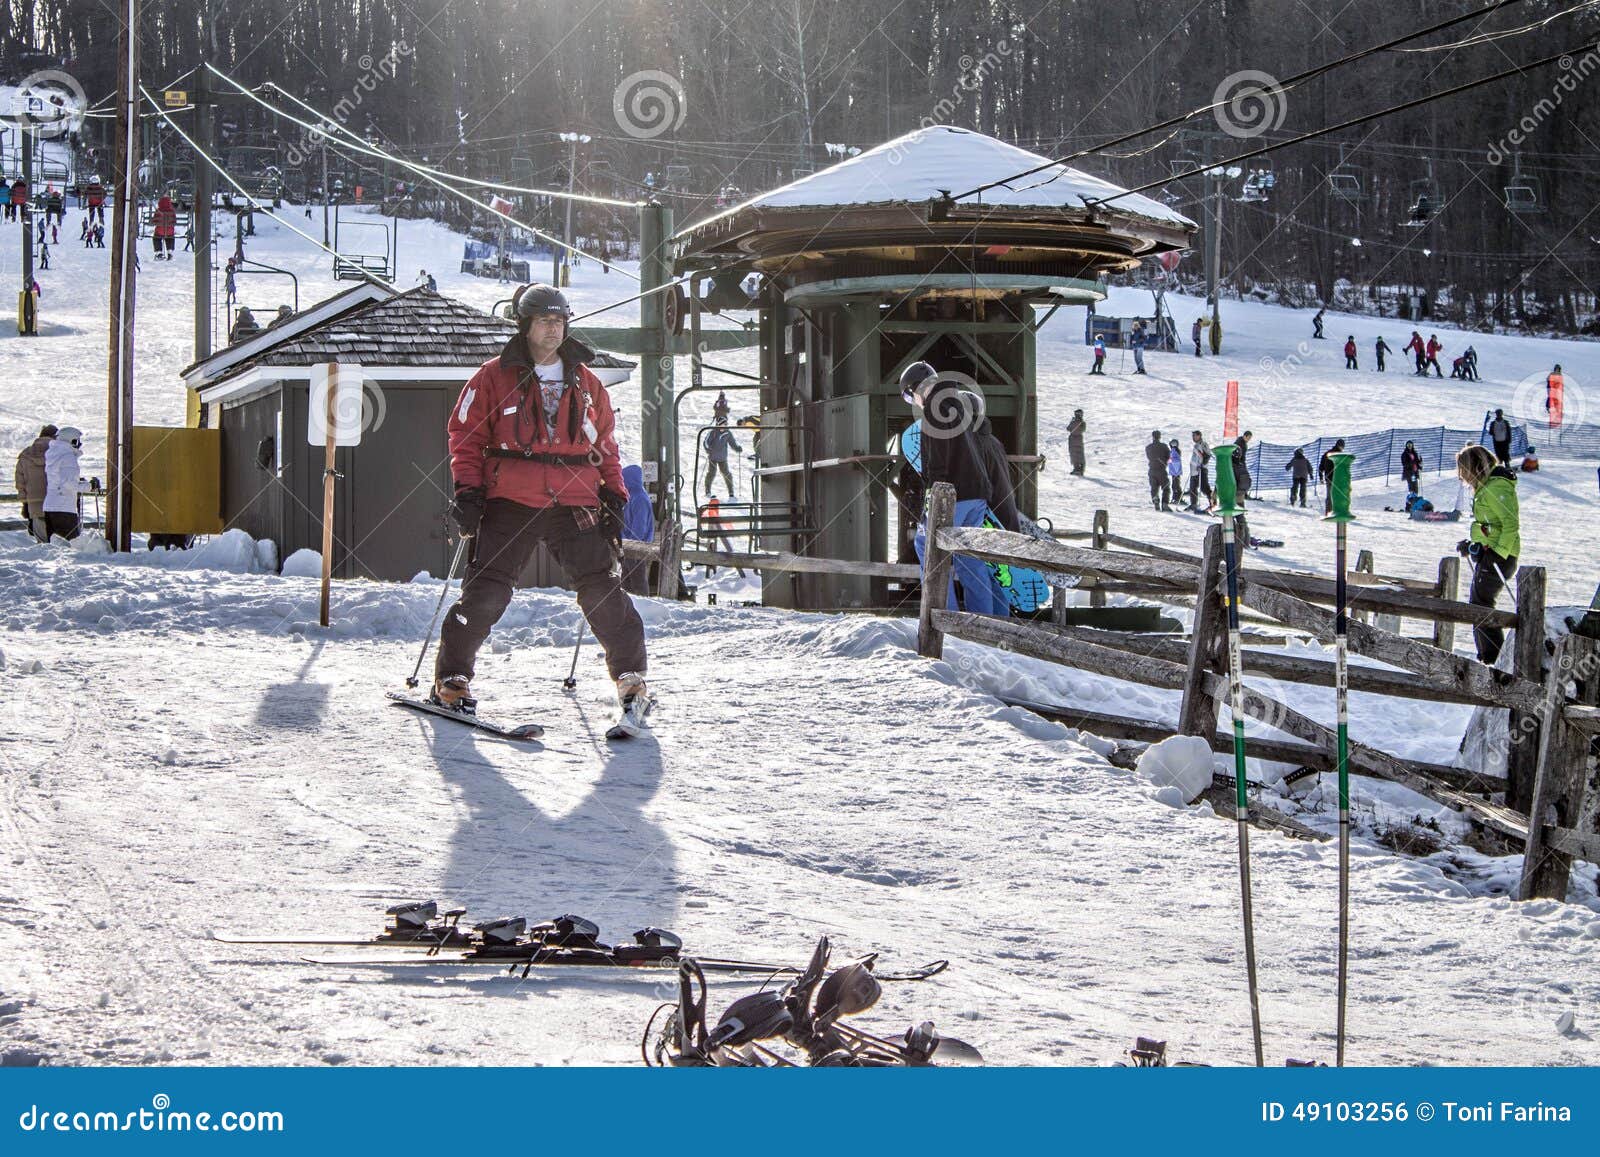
[3,200,1599,1068]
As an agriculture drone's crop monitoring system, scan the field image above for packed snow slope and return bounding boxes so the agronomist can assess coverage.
[2,200,1599,1067]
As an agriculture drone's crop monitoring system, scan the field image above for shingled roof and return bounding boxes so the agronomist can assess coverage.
[219,287,516,377]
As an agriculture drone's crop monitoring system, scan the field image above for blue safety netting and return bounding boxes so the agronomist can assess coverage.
[1243,422,1526,495]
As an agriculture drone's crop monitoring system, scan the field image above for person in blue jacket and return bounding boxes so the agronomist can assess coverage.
[619,462,655,596]
[1131,321,1148,374]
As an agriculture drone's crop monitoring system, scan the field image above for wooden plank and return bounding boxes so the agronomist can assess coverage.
[1546,825,1600,864]
[1090,509,1109,609]
[1104,533,1202,565]
[1564,705,1600,734]
[621,539,922,582]
[1520,635,1577,900]
[1237,578,1544,714]
[937,526,1198,587]
[934,610,1189,690]
[1005,697,1480,795]
[917,483,956,659]
[1433,556,1460,652]
[1237,567,1518,628]
[1178,523,1225,738]
[1509,566,1548,814]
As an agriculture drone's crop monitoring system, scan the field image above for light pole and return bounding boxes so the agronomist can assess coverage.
[558,131,589,286]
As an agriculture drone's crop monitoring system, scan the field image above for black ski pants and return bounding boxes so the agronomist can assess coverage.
[436,499,647,683]
[1290,478,1307,506]
[1468,549,1517,665]
[1493,440,1512,467]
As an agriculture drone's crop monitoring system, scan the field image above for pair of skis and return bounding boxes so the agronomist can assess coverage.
[1209,447,1355,1068]
[213,901,950,984]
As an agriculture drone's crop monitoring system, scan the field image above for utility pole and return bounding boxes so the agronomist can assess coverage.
[106,0,140,551]
[1202,133,1222,354]
[192,60,213,369]
[558,131,589,286]
[321,135,330,246]
[19,125,35,335]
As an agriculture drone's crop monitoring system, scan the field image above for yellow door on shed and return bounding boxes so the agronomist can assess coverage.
[130,427,224,535]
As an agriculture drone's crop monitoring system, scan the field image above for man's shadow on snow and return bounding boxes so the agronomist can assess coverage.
[411,686,677,961]
[251,639,331,731]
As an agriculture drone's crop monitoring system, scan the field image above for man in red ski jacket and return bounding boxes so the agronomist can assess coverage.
[1404,331,1426,375]
[151,195,177,259]
[433,283,648,722]
[1424,334,1444,378]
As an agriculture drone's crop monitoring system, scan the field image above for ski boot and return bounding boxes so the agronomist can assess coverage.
[610,672,654,738]
[431,674,475,713]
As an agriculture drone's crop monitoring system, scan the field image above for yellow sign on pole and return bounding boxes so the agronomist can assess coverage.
[163,90,188,107]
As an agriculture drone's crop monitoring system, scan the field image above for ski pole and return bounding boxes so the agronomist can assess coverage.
[406,536,469,689]
[563,620,584,692]
[1209,442,1265,1067]
[1325,451,1356,1066]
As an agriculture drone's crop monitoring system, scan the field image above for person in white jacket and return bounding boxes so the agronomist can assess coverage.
[42,426,84,541]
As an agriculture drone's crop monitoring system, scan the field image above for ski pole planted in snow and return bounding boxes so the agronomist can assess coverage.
[1209,442,1265,1067]
[1324,450,1356,1066]
[406,536,469,689]
[563,621,585,692]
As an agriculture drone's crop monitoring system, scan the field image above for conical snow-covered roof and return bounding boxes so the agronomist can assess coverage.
[722,125,1191,228]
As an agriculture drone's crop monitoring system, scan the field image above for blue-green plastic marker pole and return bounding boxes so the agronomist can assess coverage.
[1324,451,1356,1066]
[1209,442,1264,1067]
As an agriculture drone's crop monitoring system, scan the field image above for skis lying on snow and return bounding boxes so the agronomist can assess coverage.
[217,901,948,983]
[386,691,545,740]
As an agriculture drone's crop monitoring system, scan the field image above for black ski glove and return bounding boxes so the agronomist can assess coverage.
[1456,538,1470,556]
[599,487,628,547]
[451,487,486,538]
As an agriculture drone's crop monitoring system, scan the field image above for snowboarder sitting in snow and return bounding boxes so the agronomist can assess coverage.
[14,423,57,543]
[1089,335,1106,374]
[1455,445,1520,664]
[1318,439,1345,514]
[432,283,649,729]
[1285,447,1313,507]
[1400,440,1423,495]
[1343,336,1358,370]
[1521,445,1540,472]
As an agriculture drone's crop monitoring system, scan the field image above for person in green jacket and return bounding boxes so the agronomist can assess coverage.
[1455,444,1521,664]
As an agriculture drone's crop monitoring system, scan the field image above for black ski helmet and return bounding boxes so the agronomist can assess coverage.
[512,282,572,323]
[899,360,937,403]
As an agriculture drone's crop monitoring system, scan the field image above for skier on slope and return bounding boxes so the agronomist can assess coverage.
[1487,408,1513,467]
[1400,440,1424,496]
[1067,409,1087,476]
[1191,317,1204,357]
[1404,330,1426,375]
[701,415,742,498]
[1343,335,1358,370]
[151,194,177,260]
[1130,321,1148,374]
[1374,335,1391,372]
[1167,438,1183,506]
[14,423,57,543]
[1232,431,1254,545]
[431,283,650,732]
[1318,439,1345,514]
[1455,444,1521,664]
[1285,447,1313,508]
[42,426,85,541]
[1424,334,1444,378]
[1145,430,1171,510]
[1186,430,1212,512]
[1312,307,1326,339]
[1089,335,1106,374]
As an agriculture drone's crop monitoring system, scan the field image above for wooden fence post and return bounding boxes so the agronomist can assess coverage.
[655,520,683,599]
[1179,523,1225,737]
[1520,635,1576,899]
[1352,549,1374,625]
[917,482,957,659]
[1509,565,1548,815]
[1433,555,1460,652]
[1090,509,1109,608]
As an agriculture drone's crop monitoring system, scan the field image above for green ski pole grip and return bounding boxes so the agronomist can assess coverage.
[1325,451,1356,523]
[1212,442,1244,517]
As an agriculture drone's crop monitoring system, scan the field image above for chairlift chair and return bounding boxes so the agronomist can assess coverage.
[1327,171,1364,203]
[1503,156,1545,214]
[1237,168,1274,203]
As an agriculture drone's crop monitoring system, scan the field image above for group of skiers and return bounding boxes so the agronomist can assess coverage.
[1143,429,1232,515]
[1089,320,1152,376]
[12,424,91,543]
[1336,332,1474,377]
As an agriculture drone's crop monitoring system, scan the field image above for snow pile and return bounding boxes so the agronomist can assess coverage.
[281,548,323,578]
[1136,734,1217,805]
